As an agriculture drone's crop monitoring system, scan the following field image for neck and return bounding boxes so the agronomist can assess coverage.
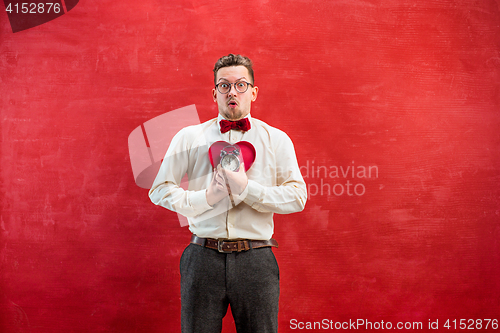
[220,113,249,121]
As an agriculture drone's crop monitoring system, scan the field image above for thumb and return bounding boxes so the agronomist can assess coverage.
[239,161,245,173]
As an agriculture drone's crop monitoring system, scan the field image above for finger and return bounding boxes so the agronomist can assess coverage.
[217,181,228,192]
[215,172,225,183]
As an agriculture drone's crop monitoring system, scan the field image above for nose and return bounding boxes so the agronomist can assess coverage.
[228,83,238,96]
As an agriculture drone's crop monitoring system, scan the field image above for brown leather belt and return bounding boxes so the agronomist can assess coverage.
[190,235,278,253]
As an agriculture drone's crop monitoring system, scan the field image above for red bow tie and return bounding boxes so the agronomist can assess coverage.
[219,118,251,133]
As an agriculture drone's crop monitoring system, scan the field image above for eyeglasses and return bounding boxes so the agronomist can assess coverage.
[215,81,254,94]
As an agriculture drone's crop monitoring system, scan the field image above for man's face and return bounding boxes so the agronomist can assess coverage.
[212,66,258,121]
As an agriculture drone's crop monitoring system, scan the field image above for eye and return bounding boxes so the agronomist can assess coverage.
[236,82,247,88]
[219,83,229,89]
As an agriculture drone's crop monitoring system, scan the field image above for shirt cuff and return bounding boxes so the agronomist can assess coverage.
[189,189,214,213]
[242,179,265,207]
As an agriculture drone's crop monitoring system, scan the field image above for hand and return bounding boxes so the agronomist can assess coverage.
[206,168,229,206]
[220,161,248,196]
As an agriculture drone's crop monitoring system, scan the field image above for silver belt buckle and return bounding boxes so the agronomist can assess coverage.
[217,239,232,253]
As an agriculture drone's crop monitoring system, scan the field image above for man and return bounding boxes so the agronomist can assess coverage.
[149,54,307,333]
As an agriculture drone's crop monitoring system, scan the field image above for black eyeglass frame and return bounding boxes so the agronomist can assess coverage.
[215,81,254,94]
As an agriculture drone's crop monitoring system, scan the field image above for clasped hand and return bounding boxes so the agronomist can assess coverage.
[206,162,247,206]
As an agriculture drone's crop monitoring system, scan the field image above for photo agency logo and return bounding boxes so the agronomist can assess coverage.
[301,160,379,197]
[128,105,204,227]
[128,105,280,228]
[3,0,79,33]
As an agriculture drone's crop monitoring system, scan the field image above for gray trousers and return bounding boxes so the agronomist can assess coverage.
[180,243,280,333]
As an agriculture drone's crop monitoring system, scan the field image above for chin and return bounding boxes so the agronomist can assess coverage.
[223,110,243,121]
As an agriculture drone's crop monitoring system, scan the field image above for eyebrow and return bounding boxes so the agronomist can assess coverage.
[217,77,248,83]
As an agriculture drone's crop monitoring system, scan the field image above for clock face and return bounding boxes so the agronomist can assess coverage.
[221,154,240,171]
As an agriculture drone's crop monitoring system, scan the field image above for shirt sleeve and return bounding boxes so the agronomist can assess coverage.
[241,132,307,214]
[148,128,214,218]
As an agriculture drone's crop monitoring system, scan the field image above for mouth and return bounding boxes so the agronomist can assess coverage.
[227,100,238,108]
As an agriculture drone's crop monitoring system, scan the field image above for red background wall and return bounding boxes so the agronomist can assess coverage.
[1,0,499,332]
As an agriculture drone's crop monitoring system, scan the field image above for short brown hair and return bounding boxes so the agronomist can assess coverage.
[213,54,254,84]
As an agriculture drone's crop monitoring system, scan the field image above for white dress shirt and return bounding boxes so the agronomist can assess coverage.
[149,113,307,240]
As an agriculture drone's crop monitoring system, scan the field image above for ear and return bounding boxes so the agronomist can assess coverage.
[251,86,259,102]
[212,88,217,102]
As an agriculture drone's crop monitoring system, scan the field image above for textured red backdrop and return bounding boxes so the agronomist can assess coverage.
[1,0,499,332]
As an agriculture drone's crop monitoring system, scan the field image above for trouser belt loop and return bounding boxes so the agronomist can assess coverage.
[236,240,250,252]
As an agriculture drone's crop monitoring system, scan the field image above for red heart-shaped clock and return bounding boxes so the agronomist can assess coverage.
[209,141,256,172]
